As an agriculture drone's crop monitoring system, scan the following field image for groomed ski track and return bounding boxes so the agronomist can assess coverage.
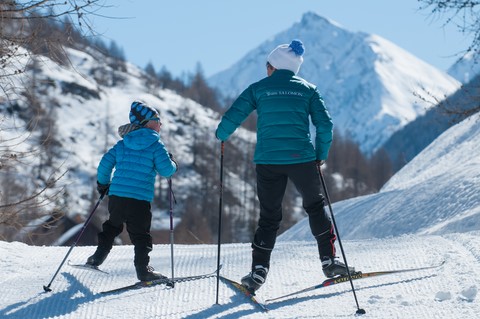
[0,232,479,319]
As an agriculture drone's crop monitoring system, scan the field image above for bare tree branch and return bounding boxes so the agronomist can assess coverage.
[0,0,107,244]
[418,0,480,55]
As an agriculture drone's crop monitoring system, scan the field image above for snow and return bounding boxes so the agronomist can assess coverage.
[1,234,479,318]
[1,107,480,318]
[448,51,480,84]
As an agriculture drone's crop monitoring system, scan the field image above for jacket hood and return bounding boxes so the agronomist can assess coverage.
[123,128,160,150]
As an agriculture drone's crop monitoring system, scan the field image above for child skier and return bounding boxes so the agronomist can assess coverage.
[86,100,177,281]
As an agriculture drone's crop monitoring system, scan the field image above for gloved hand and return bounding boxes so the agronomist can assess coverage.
[168,152,179,170]
[97,182,110,196]
[215,128,226,142]
[316,160,326,166]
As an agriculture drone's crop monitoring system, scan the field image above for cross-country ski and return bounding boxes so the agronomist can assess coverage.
[266,261,445,303]
[100,267,220,295]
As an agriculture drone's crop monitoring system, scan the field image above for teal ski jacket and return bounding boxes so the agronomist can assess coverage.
[216,69,333,164]
[97,128,177,202]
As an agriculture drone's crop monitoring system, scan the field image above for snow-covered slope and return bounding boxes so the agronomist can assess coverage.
[280,111,480,242]
[209,12,460,154]
[0,232,479,318]
[448,51,480,84]
[382,72,480,170]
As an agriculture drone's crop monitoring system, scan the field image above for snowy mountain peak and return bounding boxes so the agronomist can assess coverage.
[208,12,461,154]
[299,11,344,30]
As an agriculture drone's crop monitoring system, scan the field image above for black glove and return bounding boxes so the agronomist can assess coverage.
[168,152,178,170]
[97,181,110,196]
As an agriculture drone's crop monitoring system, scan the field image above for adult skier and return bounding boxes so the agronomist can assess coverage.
[216,39,354,292]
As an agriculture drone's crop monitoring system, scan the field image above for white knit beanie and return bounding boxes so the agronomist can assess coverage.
[267,39,305,74]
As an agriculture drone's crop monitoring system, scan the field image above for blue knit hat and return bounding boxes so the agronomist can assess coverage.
[129,101,160,125]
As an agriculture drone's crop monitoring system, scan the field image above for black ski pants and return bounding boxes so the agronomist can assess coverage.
[97,195,153,267]
[251,161,336,268]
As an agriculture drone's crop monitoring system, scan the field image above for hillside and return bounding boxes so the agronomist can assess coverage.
[0,45,257,244]
[382,73,480,169]
[280,112,480,242]
[448,51,480,83]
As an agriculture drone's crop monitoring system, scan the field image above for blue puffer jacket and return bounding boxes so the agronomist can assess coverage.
[216,70,333,164]
[97,128,177,202]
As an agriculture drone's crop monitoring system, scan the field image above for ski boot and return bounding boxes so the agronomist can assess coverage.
[86,249,109,267]
[322,257,355,278]
[241,265,269,293]
[136,265,167,282]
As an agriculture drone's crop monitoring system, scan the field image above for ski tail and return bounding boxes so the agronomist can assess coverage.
[358,260,445,278]
[266,260,445,303]
[99,266,221,295]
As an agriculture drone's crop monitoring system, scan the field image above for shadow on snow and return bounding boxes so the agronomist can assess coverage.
[0,272,97,319]
[0,272,437,318]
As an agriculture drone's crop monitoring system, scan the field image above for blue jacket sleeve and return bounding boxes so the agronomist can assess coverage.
[97,146,116,185]
[153,141,177,178]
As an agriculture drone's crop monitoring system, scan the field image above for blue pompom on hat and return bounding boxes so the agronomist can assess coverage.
[267,39,305,74]
[129,100,160,125]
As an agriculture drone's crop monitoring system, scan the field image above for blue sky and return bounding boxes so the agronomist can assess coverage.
[89,0,471,77]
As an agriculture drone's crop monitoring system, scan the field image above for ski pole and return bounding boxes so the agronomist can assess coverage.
[167,178,177,288]
[215,141,225,304]
[317,163,366,315]
[43,191,107,292]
